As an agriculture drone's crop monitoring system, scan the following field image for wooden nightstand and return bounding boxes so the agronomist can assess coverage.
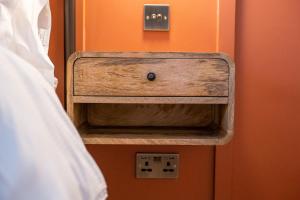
[67,52,235,145]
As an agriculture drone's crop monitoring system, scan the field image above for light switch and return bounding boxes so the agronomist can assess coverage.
[144,4,169,31]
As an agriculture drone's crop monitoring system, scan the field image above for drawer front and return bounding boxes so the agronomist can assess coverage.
[73,58,229,97]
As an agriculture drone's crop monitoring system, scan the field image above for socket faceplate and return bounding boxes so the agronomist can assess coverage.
[136,153,179,179]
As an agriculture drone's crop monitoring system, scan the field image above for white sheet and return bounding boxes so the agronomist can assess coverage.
[0,0,56,87]
[0,0,107,199]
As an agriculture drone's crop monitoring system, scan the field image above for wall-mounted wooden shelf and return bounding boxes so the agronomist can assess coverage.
[67,52,235,145]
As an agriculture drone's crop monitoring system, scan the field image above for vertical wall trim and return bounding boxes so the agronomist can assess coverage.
[216,0,220,51]
[64,0,76,107]
[65,0,76,60]
[82,0,86,50]
[215,0,236,200]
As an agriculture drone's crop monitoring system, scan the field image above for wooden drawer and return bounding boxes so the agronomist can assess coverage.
[67,52,235,145]
[73,57,229,97]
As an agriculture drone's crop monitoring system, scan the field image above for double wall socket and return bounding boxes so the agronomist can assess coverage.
[136,153,179,179]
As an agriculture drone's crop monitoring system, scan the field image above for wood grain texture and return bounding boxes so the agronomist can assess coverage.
[79,126,225,145]
[66,52,76,121]
[66,52,235,145]
[74,57,229,97]
[220,58,235,144]
[81,134,226,145]
[73,96,229,104]
[87,104,213,127]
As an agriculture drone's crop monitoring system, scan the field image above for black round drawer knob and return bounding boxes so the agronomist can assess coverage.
[147,72,156,81]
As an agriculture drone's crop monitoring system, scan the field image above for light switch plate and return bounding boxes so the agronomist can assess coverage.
[144,4,169,31]
[136,153,179,179]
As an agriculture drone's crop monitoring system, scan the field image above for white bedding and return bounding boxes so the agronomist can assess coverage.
[0,0,107,199]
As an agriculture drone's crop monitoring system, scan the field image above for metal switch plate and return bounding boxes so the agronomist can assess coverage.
[136,153,179,179]
[144,4,169,31]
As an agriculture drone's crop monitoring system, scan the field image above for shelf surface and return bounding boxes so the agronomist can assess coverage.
[79,126,227,145]
[73,96,228,104]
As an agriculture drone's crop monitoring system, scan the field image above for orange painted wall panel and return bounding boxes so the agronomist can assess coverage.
[214,0,236,199]
[49,0,65,104]
[75,0,234,199]
[76,0,219,52]
[49,0,300,199]
[88,146,214,200]
[229,0,300,199]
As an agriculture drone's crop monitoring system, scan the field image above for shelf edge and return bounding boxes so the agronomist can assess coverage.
[73,96,228,104]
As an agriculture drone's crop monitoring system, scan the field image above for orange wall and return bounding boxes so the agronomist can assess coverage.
[228,0,300,199]
[49,0,65,104]
[75,0,229,199]
[89,146,214,200]
[76,0,219,52]
[50,0,300,199]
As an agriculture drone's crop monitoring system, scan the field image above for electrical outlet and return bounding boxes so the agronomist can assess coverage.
[136,153,179,179]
